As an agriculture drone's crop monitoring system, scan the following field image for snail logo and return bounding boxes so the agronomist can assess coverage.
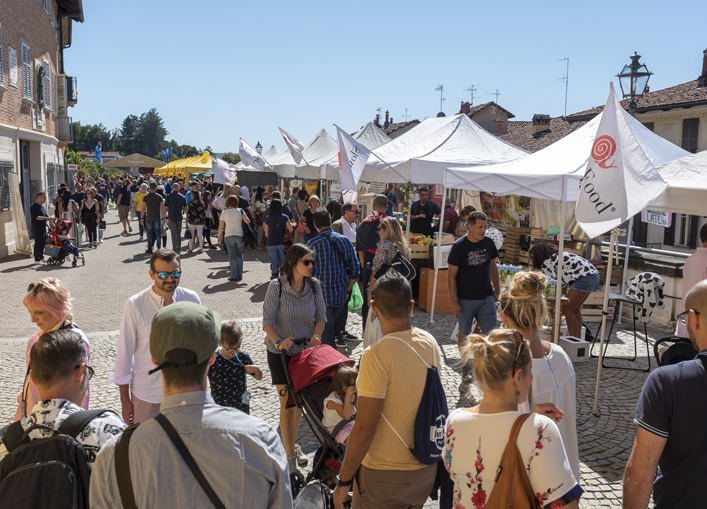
[591,135,617,169]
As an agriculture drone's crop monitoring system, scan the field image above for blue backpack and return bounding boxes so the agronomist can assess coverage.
[381,336,448,465]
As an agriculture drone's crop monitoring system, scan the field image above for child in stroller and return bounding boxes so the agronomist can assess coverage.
[48,218,85,267]
[322,366,357,445]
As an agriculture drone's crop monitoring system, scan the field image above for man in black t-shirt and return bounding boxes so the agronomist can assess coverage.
[141,183,165,253]
[447,211,500,343]
[30,192,54,263]
[624,280,707,509]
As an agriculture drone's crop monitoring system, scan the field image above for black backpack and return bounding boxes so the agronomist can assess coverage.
[0,409,108,509]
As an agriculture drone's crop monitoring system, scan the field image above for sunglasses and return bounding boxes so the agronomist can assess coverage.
[511,329,526,374]
[377,225,386,231]
[677,309,701,325]
[75,364,95,380]
[156,271,182,280]
[300,259,315,267]
[27,282,45,293]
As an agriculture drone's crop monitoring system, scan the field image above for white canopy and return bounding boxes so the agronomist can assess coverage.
[358,114,529,184]
[444,112,689,202]
[320,122,392,180]
[268,129,337,179]
[262,145,280,159]
[650,150,707,215]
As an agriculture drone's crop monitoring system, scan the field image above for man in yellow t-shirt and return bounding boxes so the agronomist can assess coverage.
[333,271,441,509]
[133,183,149,241]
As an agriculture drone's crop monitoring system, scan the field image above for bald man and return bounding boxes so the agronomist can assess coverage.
[623,280,707,509]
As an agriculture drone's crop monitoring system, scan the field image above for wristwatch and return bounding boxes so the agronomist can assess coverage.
[335,474,353,487]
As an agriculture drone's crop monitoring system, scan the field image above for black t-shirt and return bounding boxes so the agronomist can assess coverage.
[97,184,109,199]
[238,196,250,209]
[143,192,164,219]
[30,202,47,231]
[356,218,380,254]
[282,204,293,219]
[118,186,131,206]
[95,194,105,214]
[207,351,254,414]
[303,209,318,239]
[634,354,707,508]
[71,192,85,206]
[447,235,499,300]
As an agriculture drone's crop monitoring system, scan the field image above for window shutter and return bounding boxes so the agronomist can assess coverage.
[663,213,676,246]
[42,58,50,109]
[21,43,31,99]
[632,212,647,245]
[689,215,699,249]
[51,68,55,111]
[0,24,4,85]
[681,118,700,154]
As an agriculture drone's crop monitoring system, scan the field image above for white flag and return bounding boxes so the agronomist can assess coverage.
[575,83,669,238]
[212,159,236,185]
[337,126,371,203]
[239,139,266,171]
[278,127,305,164]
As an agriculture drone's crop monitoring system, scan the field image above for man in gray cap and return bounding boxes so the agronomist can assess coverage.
[91,302,292,509]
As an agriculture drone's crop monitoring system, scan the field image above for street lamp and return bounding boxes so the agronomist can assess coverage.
[616,52,653,117]
[255,141,262,154]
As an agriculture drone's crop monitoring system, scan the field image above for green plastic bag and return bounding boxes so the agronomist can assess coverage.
[349,283,363,313]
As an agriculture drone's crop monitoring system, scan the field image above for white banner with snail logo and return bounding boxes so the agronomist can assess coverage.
[575,83,669,239]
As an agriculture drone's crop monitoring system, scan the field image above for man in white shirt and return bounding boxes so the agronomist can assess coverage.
[110,248,200,424]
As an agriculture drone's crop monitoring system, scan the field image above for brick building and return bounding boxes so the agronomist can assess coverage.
[0,0,83,257]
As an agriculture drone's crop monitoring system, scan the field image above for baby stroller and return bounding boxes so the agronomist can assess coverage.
[45,218,85,267]
[282,342,355,501]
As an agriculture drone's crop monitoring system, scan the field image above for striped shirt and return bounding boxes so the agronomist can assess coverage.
[308,228,361,308]
[263,276,327,355]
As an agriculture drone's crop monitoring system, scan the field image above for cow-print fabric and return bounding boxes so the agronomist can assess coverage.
[0,399,126,469]
[541,252,598,285]
[625,272,666,322]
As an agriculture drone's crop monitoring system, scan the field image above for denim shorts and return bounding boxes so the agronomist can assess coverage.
[570,273,600,293]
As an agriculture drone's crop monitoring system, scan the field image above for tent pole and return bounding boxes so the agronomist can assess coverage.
[553,179,567,344]
[429,184,447,323]
[593,229,619,416]
[617,216,634,325]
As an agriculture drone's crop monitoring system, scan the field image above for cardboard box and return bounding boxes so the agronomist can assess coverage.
[559,336,591,363]
[418,267,452,313]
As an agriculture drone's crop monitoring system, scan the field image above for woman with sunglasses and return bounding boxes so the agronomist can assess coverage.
[367,217,410,296]
[499,271,580,481]
[80,189,99,248]
[263,243,326,474]
[15,278,91,420]
[444,328,582,508]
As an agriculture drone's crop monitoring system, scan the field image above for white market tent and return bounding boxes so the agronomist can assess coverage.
[268,129,337,180]
[357,114,529,184]
[262,145,280,159]
[650,150,707,215]
[319,122,392,180]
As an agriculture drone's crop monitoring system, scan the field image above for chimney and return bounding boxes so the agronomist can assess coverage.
[494,118,503,137]
[375,113,380,126]
[460,101,471,114]
[531,114,551,135]
[390,117,393,124]
[384,110,390,129]
[698,48,707,88]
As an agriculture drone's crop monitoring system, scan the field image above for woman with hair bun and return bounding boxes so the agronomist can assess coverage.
[443,328,582,508]
[499,271,580,480]
[15,278,90,420]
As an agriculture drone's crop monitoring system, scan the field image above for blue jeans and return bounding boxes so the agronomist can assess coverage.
[266,244,286,275]
[136,211,144,237]
[224,235,245,278]
[323,305,345,348]
[145,217,162,249]
[458,295,498,336]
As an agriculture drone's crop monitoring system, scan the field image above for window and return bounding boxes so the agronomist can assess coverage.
[0,24,4,85]
[0,162,13,211]
[41,0,47,10]
[642,122,654,132]
[42,58,51,109]
[681,118,700,154]
[676,214,690,246]
[21,43,31,99]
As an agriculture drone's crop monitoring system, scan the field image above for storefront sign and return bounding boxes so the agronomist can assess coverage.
[641,209,671,228]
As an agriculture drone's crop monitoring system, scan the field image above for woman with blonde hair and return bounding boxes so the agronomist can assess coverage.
[302,194,321,243]
[15,278,91,420]
[443,328,582,508]
[499,270,580,480]
[367,216,410,295]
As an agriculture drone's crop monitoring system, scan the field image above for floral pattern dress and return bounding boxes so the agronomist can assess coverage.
[443,409,583,509]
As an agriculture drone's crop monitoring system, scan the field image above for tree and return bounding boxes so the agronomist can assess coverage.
[137,108,168,158]
[221,152,241,165]
[65,148,100,177]
[119,114,140,154]
[204,145,214,155]
[181,145,200,157]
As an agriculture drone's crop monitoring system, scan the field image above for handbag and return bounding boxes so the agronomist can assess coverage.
[375,250,417,282]
[240,208,258,249]
[348,283,363,313]
[297,215,307,234]
[275,218,293,253]
[99,219,107,230]
[362,306,384,349]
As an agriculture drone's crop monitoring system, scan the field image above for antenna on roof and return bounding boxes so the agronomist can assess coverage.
[435,85,445,113]
[464,85,479,105]
[487,89,501,103]
[403,108,410,121]
[558,58,570,117]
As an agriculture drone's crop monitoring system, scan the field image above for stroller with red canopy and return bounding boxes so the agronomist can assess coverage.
[282,342,355,500]
[45,218,84,267]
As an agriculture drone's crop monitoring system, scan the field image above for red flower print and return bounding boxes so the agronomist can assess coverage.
[550,500,566,509]
[446,428,454,437]
[535,440,544,450]
[475,460,484,472]
[471,488,487,508]
[537,492,549,504]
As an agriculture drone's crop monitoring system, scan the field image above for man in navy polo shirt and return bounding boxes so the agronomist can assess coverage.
[162,183,187,254]
[623,280,707,508]
[30,192,54,264]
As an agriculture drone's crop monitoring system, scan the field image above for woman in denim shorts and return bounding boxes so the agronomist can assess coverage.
[530,243,600,339]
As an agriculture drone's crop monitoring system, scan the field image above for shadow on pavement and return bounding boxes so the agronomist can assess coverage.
[202,280,247,294]
[247,281,270,303]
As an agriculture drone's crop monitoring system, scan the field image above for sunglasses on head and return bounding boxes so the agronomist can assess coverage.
[511,329,526,374]
[156,270,182,280]
[300,259,315,267]
[27,282,45,293]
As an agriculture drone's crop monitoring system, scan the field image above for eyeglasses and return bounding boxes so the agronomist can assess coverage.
[27,282,45,293]
[155,270,182,280]
[300,259,315,267]
[221,345,239,354]
[511,329,526,374]
[75,364,94,380]
[677,309,701,325]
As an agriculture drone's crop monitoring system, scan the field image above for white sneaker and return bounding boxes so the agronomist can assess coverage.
[294,444,308,467]
[38,259,46,265]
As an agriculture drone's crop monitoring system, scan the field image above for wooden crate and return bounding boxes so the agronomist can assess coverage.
[410,245,429,259]
[582,290,617,323]
[418,268,452,313]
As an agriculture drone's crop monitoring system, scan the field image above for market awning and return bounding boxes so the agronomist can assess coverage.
[100,153,165,168]
[155,152,215,178]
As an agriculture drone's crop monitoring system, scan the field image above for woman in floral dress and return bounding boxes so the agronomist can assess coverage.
[443,328,583,508]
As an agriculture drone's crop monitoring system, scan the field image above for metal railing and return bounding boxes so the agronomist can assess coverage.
[56,116,73,142]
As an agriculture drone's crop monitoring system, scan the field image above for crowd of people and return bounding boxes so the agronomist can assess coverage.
[7,176,704,509]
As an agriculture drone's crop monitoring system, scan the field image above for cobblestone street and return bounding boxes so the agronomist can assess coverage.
[0,213,665,507]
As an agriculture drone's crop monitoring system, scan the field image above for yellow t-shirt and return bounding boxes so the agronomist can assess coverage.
[357,327,442,471]
[135,191,147,210]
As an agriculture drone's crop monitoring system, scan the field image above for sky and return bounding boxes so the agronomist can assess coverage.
[68,0,707,154]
